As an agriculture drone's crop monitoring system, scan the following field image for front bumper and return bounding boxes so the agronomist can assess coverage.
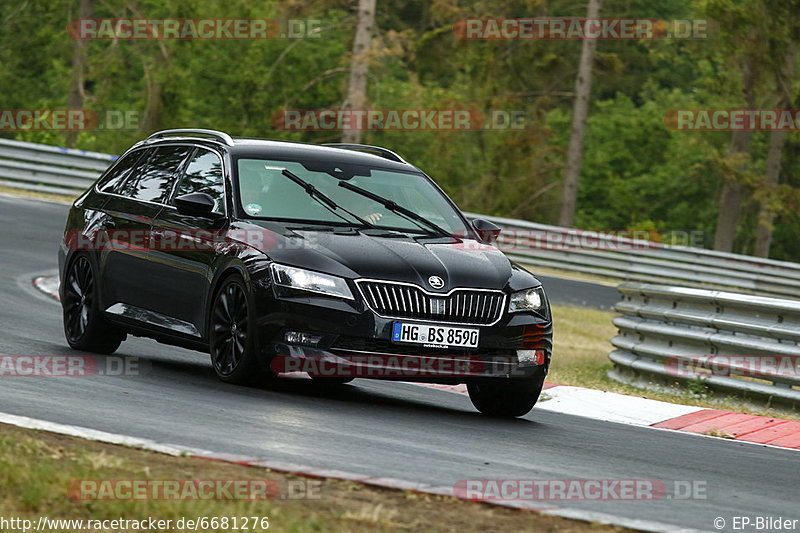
[251,283,552,384]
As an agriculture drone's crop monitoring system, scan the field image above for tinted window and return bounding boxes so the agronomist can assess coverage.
[236,158,469,234]
[126,146,192,203]
[172,148,224,212]
[97,149,145,194]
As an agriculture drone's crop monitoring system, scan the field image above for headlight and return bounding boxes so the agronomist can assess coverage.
[271,264,354,300]
[508,286,546,313]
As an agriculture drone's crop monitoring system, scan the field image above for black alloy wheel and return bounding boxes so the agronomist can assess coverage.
[62,255,123,354]
[209,275,270,384]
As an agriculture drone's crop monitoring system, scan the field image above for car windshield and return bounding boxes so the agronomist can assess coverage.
[235,157,469,235]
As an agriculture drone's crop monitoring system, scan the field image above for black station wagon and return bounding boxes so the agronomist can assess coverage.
[59,129,552,416]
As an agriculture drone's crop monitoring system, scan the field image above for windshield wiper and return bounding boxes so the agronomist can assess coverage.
[267,167,376,229]
[337,180,449,237]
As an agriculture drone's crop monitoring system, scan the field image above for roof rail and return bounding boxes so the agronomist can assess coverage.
[147,129,235,146]
[323,143,406,163]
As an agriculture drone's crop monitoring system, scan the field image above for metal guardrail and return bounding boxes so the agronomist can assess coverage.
[608,282,800,405]
[2,137,800,298]
[0,138,116,195]
[466,213,800,298]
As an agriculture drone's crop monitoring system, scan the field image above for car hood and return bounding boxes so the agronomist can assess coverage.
[231,221,515,291]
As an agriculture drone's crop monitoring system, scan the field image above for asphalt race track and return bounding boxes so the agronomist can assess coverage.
[536,274,617,310]
[1,194,797,532]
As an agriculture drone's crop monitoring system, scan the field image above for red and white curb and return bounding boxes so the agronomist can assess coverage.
[419,383,800,451]
[0,410,700,533]
[34,275,60,301]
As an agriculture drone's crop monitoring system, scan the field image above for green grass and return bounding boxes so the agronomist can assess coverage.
[0,185,77,205]
[549,304,800,421]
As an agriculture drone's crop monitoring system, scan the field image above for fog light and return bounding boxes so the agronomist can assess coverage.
[517,349,546,367]
[285,331,323,346]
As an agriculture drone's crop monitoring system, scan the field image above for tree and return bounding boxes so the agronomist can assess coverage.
[707,0,800,253]
[65,0,92,147]
[753,45,798,256]
[3,0,800,260]
[342,0,376,144]
[712,55,755,252]
[558,0,602,227]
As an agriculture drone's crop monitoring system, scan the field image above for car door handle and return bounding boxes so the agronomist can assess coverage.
[100,219,116,229]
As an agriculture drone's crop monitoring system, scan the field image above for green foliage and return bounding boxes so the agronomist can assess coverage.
[0,0,798,259]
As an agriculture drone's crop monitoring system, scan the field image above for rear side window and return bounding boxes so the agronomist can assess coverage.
[172,148,225,212]
[123,145,193,203]
[97,149,146,194]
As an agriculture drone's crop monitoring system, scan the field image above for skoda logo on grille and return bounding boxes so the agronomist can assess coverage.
[427,275,445,289]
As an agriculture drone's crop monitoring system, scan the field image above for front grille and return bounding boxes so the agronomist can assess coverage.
[356,280,506,325]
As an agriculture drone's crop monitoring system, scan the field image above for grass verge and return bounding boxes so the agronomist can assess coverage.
[520,264,620,287]
[0,423,636,533]
[0,186,77,205]
[549,304,800,421]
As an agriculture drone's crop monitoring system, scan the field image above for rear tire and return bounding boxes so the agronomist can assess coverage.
[467,375,544,418]
[62,255,124,354]
[209,274,271,385]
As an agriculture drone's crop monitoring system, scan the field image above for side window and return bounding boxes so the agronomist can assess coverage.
[172,148,225,212]
[126,145,193,203]
[97,149,146,194]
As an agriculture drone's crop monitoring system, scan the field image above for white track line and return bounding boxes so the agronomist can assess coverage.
[0,411,190,456]
[413,383,704,426]
[536,386,705,426]
[0,409,696,533]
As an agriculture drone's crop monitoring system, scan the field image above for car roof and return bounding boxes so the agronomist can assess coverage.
[137,131,418,173]
[229,139,417,172]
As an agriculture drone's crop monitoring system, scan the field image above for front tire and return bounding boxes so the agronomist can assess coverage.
[62,255,124,354]
[467,375,545,418]
[209,275,269,385]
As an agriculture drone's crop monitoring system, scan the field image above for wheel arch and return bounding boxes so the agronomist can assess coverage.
[203,260,253,339]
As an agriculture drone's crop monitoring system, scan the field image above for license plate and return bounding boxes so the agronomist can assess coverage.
[391,322,479,349]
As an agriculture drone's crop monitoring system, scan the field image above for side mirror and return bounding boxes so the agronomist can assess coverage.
[174,192,217,217]
[472,218,502,244]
